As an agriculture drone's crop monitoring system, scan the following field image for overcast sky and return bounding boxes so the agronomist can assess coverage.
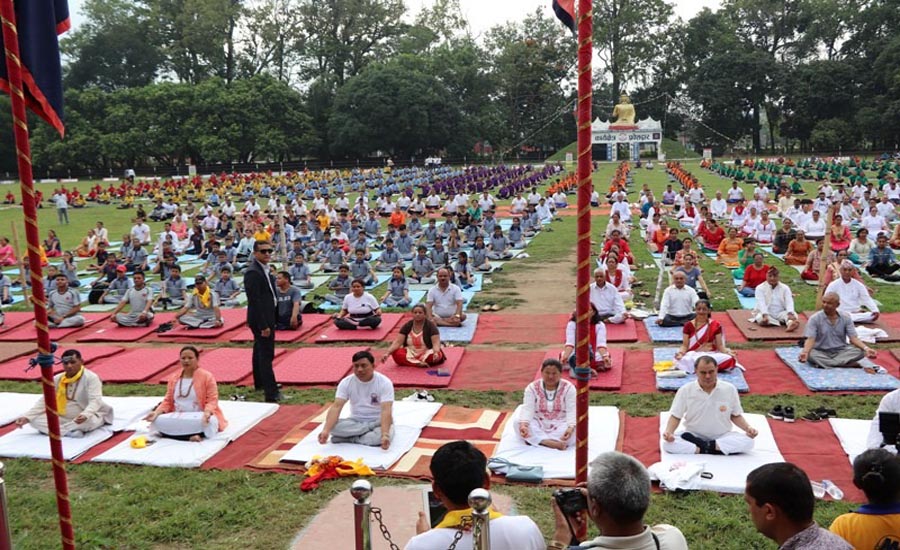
[67,0,722,38]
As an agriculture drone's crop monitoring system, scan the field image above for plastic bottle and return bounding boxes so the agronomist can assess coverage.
[822,480,844,500]
[810,481,826,499]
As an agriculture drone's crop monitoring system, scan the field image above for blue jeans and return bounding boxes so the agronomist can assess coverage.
[739,287,756,297]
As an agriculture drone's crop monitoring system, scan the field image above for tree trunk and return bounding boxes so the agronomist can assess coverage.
[752,105,761,154]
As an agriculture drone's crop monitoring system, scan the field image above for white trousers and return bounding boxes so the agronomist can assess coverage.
[850,311,877,324]
[153,411,219,439]
[750,310,794,326]
[663,430,754,455]
[520,418,573,448]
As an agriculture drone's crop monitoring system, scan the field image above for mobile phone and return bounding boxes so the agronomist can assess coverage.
[422,489,448,528]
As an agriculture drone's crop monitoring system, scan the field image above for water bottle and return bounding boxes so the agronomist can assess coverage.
[810,481,826,499]
[822,479,844,500]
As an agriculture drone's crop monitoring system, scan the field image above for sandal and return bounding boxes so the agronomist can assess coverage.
[482,304,492,312]
[490,304,502,311]
[801,410,827,422]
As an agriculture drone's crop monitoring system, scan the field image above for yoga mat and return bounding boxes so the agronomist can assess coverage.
[0,345,124,381]
[0,392,41,425]
[0,311,37,332]
[158,308,246,339]
[0,341,35,364]
[0,313,107,342]
[156,347,287,385]
[76,313,177,343]
[273,346,368,385]
[775,347,900,391]
[448,349,550,392]
[606,318,639,342]
[81,303,118,312]
[726,309,806,341]
[437,314,479,343]
[491,405,620,480]
[311,313,404,343]
[800,312,900,343]
[734,289,757,310]
[461,290,476,310]
[642,317,685,343]
[653,348,750,392]
[649,413,784,494]
[0,426,115,460]
[228,314,332,343]
[381,289,426,308]
[92,401,280,468]
[471,313,568,345]
[379,347,466,388]
[90,347,183,383]
[537,348,626,390]
[279,401,443,470]
[829,418,871,465]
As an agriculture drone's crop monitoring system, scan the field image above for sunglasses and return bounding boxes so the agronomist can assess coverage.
[259,249,274,254]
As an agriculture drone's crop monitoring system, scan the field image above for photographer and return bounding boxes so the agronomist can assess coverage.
[866,388,900,452]
[548,452,687,549]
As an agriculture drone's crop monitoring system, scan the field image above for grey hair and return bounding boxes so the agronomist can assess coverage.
[587,452,650,523]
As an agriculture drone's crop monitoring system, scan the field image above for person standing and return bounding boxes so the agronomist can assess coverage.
[245,240,281,402]
[53,191,69,224]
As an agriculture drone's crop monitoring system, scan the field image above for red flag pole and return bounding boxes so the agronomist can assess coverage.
[574,0,593,484]
[0,2,76,548]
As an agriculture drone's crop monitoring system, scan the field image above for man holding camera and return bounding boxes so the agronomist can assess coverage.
[549,451,687,549]
[866,388,900,452]
[405,440,544,550]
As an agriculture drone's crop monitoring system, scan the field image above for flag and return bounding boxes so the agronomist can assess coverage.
[553,0,575,34]
[0,0,70,136]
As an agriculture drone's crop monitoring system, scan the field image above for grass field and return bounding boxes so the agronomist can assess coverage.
[0,160,891,549]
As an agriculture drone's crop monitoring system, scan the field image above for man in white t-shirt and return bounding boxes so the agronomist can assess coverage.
[404,441,545,550]
[130,217,151,246]
[662,356,757,455]
[548,452,688,550]
[510,192,527,214]
[426,268,466,326]
[318,350,394,448]
[710,191,728,219]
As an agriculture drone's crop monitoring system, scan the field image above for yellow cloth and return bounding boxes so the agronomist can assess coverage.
[435,508,504,529]
[194,285,212,308]
[653,360,674,372]
[304,455,376,477]
[56,366,84,412]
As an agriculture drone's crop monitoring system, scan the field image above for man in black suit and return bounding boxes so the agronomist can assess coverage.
[244,240,281,402]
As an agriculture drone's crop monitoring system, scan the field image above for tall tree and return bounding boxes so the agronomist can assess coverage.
[238,0,305,82]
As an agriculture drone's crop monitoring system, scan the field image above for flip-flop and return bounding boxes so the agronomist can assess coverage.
[490,304,502,311]
[481,304,492,312]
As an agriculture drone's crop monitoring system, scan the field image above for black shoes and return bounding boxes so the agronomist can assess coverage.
[769,404,796,422]
[801,407,838,422]
[265,392,284,403]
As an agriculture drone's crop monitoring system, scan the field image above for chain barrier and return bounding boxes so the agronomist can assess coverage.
[369,506,470,550]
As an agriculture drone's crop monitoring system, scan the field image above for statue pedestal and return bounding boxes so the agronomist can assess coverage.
[609,125,639,131]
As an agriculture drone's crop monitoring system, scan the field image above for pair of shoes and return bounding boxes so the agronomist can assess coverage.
[230,394,246,401]
[801,407,837,422]
[265,392,284,403]
[768,404,796,423]
[864,364,889,375]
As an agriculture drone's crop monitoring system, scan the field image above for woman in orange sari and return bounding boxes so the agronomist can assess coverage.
[716,227,743,267]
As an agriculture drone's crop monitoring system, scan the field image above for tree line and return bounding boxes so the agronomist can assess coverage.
[0,0,898,176]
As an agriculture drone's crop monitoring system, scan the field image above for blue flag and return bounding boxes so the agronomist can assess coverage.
[0,0,69,136]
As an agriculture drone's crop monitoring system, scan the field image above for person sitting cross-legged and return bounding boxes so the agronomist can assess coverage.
[46,273,86,328]
[380,304,445,367]
[673,299,738,373]
[750,267,800,332]
[426,268,467,327]
[14,349,113,438]
[825,260,880,323]
[112,271,155,327]
[589,267,626,324]
[662,355,758,455]
[333,279,382,330]
[318,350,394,448]
[518,358,575,450]
[799,291,881,370]
[656,271,699,327]
[867,233,900,281]
[174,275,223,329]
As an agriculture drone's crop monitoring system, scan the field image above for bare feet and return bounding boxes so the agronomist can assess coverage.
[189,435,202,442]
[786,319,799,332]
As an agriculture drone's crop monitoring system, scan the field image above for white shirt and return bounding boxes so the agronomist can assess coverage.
[754,221,776,242]
[221,202,236,217]
[131,223,151,244]
[335,197,350,210]
[861,214,887,235]
[243,201,260,214]
[589,282,625,319]
[658,285,699,319]
[53,193,68,208]
[868,389,900,450]
[427,283,463,318]
[404,515,545,550]
[335,372,394,422]
[341,292,380,316]
[688,187,705,203]
[510,197,527,213]
[727,187,744,201]
[670,380,743,439]
[802,217,825,238]
[710,198,728,217]
[754,282,795,317]
[825,277,879,314]
[527,192,542,205]
[579,525,689,550]
[611,201,631,221]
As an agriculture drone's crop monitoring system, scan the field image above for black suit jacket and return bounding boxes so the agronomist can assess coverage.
[244,258,276,332]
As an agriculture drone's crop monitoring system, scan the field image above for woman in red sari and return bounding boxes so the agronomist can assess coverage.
[381,304,445,367]
[673,300,739,373]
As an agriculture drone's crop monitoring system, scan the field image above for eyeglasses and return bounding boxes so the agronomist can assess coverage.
[259,249,274,254]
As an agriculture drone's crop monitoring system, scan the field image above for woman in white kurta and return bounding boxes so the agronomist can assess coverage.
[518,359,576,450]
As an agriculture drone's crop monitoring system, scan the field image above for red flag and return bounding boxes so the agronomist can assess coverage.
[553,0,575,33]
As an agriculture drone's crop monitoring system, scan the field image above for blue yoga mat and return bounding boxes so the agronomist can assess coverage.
[734,289,757,310]
[381,289,426,308]
[653,348,750,392]
[461,290,476,310]
[643,317,684,343]
[774,347,900,391]
[438,313,479,343]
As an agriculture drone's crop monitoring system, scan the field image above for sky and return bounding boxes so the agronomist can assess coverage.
[66,0,723,38]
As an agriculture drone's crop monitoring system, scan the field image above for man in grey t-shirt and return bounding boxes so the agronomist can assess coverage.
[47,274,85,328]
[274,271,302,330]
[113,271,155,327]
[799,292,879,370]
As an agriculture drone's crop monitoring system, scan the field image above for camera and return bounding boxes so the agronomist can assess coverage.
[553,488,588,516]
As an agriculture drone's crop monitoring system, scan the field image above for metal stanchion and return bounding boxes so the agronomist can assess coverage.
[468,488,492,550]
[351,479,373,550]
[0,461,10,550]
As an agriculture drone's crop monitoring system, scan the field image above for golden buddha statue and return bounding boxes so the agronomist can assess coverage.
[611,94,636,127]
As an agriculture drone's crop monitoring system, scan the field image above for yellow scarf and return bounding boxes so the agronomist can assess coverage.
[435,508,503,530]
[194,285,212,308]
[56,366,84,412]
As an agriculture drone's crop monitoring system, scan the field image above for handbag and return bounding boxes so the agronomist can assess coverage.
[487,457,544,484]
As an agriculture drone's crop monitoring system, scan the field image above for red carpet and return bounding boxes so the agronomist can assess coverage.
[448,349,548,391]
[771,420,864,503]
[619,350,657,394]
[471,313,569,345]
[75,313,177,343]
[716,313,748,344]
[0,342,36,364]
[309,313,404,343]
[620,415,661,468]
[157,347,287,384]
[202,404,322,470]
[228,314,332,343]
[726,310,806,341]
[157,308,246,340]
[379,347,466,388]
[90,347,183,383]
[0,313,107,342]
[274,346,368,385]
[0,311,36,332]
[738,349,814,395]
[0,344,123,381]
[536,348,626,390]
[606,319,639,343]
